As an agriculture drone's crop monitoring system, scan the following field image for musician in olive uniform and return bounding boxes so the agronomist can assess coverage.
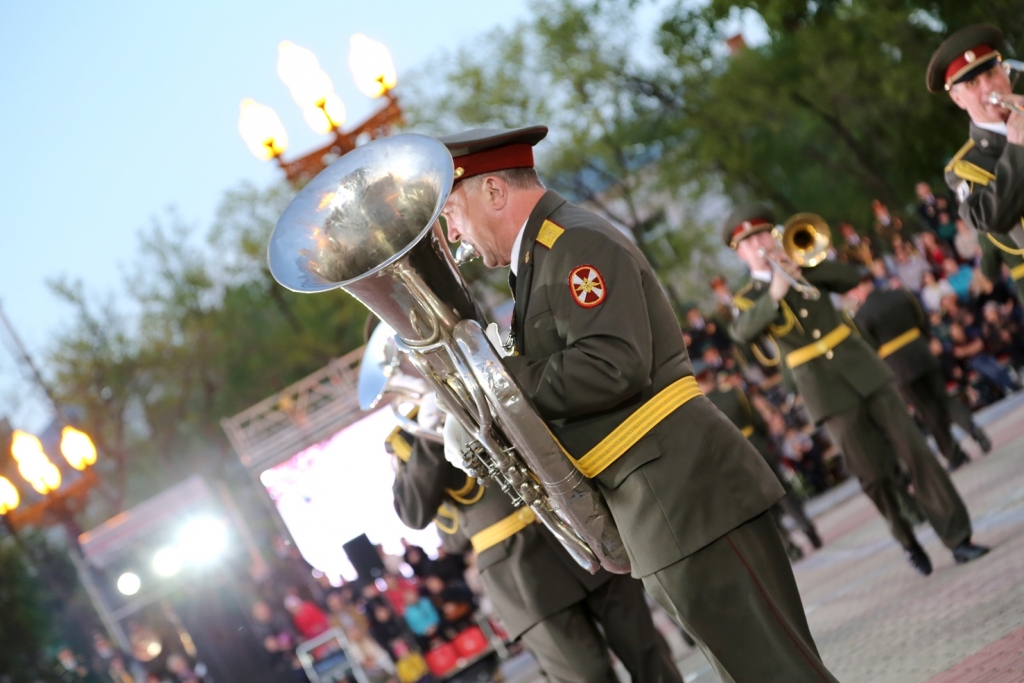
[692,361,821,559]
[979,232,1024,303]
[726,203,989,576]
[849,278,992,470]
[438,126,839,683]
[927,25,1024,260]
[389,428,683,683]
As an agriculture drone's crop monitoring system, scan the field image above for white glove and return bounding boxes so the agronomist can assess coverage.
[417,391,443,433]
[443,416,473,473]
[485,322,510,358]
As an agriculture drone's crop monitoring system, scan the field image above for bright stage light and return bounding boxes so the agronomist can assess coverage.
[152,546,183,577]
[177,516,228,566]
[117,572,141,596]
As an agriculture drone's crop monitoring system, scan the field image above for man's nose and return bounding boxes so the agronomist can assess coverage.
[446,220,461,242]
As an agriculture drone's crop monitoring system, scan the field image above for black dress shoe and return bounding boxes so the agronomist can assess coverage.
[947,453,970,472]
[905,544,932,576]
[973,428,992,454]
[952,541,990,565]
[806,527,823,549]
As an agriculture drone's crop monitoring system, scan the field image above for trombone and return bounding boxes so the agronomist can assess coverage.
[988,59,1024,117]
[757,213,832,300]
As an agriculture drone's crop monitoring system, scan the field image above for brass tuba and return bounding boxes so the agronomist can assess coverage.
[267,134,630,575]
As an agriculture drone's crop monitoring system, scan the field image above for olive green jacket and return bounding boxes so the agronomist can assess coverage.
[853,287,938,386]
[391,433,608,639]
[944,123,1024,239]
[979,232,1024,301]
[502,191,783,578]
[729,261,893,424]
[705,385,778,470]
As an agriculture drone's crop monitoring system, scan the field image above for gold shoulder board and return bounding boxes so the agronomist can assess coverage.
[536,220,565,249]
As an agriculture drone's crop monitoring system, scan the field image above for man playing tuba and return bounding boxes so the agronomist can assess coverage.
[726,203,989,576]
[436,127,838,683]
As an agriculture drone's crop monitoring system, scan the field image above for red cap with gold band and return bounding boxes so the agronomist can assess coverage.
[435,125,548,184]
[722,203,777,248]
[926,25,1005,94]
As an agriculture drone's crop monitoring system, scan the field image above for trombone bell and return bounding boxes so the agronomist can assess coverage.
[781,213,831,268]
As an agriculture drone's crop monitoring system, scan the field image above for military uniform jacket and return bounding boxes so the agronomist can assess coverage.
[853,288,938,386]
[944,123,1024,239]
[980,231,1024,296]
[705,386,776,468]
[501,191,783,578]
[729,261,893,425]
[391,434,609,640]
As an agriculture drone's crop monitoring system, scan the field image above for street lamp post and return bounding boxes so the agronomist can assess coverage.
[238,34,402,187]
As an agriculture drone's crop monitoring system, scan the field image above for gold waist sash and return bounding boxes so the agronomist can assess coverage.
[785,324,852,368]
[470,507,537,553]
[878,328,921,359]
[564,376,702,478]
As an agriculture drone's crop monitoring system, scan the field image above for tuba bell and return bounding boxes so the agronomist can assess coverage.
[267,134,630,575]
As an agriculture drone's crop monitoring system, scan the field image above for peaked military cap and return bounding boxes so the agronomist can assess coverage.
[723,203,776,248]
[926,25,1005,93]
[435,125,548,184]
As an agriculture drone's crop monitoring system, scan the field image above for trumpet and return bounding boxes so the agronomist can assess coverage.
[987,91,1024,117]
[756,213,832,300]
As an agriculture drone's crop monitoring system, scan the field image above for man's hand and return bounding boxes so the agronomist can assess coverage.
[769,257,801,302]
[1006,95,1024,146]
[443,416,473,473]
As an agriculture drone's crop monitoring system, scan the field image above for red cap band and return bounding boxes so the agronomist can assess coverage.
[452,143,535,183]
[731,219,771,242]
[945,44,999,88]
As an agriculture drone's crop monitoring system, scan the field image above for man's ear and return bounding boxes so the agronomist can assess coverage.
[948,86,969,112]
[481,176,508,210]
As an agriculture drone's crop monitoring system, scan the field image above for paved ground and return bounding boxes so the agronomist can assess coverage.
[504,392,1024,683]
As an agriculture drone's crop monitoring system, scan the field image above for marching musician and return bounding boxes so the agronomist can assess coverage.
[726,203,989,576]
[927,24,1024,290]
[375,320,683,683]
[848,277,992,471]
[437,126,839,683]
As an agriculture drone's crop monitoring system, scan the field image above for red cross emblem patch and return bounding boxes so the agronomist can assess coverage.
[568,265,607,308]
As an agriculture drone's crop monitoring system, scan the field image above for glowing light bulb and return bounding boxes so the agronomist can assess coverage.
[238,98,288,160]
[349,34,397,98]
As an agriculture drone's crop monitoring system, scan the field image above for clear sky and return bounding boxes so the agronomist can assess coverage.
[0,0,530,430]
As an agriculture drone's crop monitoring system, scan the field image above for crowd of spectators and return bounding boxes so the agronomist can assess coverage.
[686,181,1024,500]
[250,540,491,683]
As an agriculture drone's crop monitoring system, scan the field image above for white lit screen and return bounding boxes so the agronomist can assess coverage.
[259,409,442,582]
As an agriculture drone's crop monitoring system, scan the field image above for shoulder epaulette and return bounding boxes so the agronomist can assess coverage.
[733,295,755,311]
[945,139,995,186]
[945,139,975,173]
[536,220,565,249]
[385,426,412,463]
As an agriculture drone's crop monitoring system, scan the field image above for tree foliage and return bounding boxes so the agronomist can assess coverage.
[404,0,1023,287]
[46,182,368,513]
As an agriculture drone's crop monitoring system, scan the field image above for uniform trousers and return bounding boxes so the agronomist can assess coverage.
[900,369,979,467]
[824,383,972,551]
[519,573,682,683]
[642,512,838,683]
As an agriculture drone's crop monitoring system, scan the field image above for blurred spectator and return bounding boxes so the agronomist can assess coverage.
[376,544,404,576]
[438,580,477,636]
[954,219,981,263]
[284,594,331,642]
[837,222,875,265]
[402,589,441,649]
[166,653,204,683]
[710,276,734,322]
[980,301,1024,368]
[90,632,133,683]
[429,548,466,583]
[368,601,407,655]
[873,199,910,246]
[949,322,1019,393]
[920,271,955,314]
[892,240,931,292]
[781,427,829,495]
[943,258,974,301]
[935,210,957,244]
[326,589,370,633]
[915,181,940,230]
[401,541,432,578]
[917,231,953,272]
[344,628,397,683]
